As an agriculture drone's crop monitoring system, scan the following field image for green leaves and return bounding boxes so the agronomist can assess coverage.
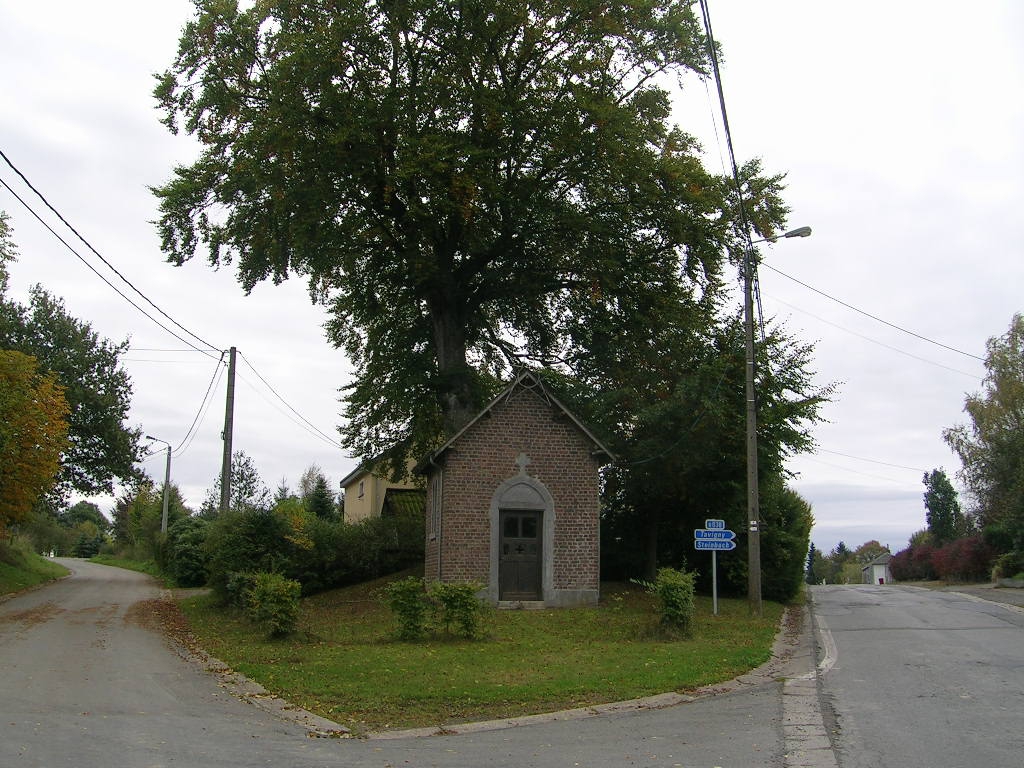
[944,314,1024,552]
[152,0,761,458]
[0,283,139,500]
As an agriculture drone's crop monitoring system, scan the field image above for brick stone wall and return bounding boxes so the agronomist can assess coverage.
[423,381,602,604]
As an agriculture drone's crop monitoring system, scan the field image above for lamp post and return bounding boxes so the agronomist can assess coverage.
[146,435,172,534]
[743,225,811,617]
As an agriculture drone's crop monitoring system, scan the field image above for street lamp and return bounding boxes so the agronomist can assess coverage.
[145,435,172,535]
[743,226,811,617]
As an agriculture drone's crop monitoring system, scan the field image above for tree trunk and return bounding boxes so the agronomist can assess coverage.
[429,299,477,436]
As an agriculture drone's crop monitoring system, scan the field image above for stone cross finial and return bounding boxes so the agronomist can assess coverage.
[515,452,532,476]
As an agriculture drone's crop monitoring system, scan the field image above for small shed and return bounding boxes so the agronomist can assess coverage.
[416,371,614,608]
[862,552,894,585]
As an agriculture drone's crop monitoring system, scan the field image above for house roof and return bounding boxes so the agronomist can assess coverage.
[861,551,893,570]
[414,370,616,474]
[381,488,426,518]
[339,463,371,489]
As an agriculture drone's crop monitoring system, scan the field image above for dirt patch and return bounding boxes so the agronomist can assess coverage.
[124,597,205,655]
[0,600,63,628]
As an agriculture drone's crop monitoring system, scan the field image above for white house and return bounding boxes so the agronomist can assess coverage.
[861,552,894,585]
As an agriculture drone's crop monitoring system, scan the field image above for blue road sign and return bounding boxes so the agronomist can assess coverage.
[695,539,737,551]
[694,529,736,540]
[705,519,726,530]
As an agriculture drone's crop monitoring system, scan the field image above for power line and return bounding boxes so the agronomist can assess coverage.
[0,148,221,356]
[236,351,344,450]
[0,175,220,360]
[814,448,927,473]
[796,455,913,486]
[761,263,984,362]
[172,351,227,457]
[768,296,981,378]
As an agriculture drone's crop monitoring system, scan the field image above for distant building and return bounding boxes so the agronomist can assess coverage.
[339,458,421,524]
[862,552,894,585]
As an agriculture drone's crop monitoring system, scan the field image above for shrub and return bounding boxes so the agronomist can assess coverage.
[381,578,489,641]
[992,550,1024,580]
[932,536,996,582]
[382,576,429,640]
[203,509,292,601]
[165,516,209,587]
[635,567,697,639]
[429,581,488,639]
[245,572,301,637]
[225,571,259,609]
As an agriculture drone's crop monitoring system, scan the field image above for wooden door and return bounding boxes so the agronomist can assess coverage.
[499,510,542,600]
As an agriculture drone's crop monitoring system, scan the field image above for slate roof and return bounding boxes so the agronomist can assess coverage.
[861,551,893,570]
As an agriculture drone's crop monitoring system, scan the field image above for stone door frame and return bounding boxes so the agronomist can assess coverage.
[488,469,555,604]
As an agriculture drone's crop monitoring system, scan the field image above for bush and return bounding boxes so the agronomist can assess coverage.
[932,536,996,582]
[381,578,489,641]
[636,567,697,639]
[992,550,1024,580]
[225,571,260,609]
[382,576,429,640]
[165,516,209,587]
[429,581,488,639]
[203,509,292,601]
[891,543,937,581]
[245,572,301,637]
[893,537,998,583]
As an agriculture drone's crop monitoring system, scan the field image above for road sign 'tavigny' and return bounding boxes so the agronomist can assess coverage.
[694,519,737,551]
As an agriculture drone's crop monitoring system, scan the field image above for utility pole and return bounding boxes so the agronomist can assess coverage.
[744,226,812,618]
[743,248,763,618]
[145,435,172,534]
[220,346,236,514]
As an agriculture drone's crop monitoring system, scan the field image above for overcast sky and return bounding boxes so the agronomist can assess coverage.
[2,2,1021,555]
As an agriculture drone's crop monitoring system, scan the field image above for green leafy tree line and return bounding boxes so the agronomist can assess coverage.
[944,315,1024,562]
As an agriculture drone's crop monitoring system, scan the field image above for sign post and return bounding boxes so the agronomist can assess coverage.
[695,519,736,616]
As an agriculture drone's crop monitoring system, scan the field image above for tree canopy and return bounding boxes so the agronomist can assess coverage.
[0,271,142,500]
[0,350,69,532]
[922,468,967,545]
[154,0,785,462]
[944,314,1024,554]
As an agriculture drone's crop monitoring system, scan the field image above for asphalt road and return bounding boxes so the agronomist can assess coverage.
[1,559,789,768]
[811,584,1024,768]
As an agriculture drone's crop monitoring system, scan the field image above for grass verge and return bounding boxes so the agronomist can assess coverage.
[0,539,68,596]
[90,554,168,583]
[179,575,783,734]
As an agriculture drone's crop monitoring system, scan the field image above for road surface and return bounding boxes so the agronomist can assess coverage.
[1,559,795,768]
[811,584,1024,768]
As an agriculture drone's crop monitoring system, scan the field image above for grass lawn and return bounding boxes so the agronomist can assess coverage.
[179,575,783,734]
[0,542,68,596]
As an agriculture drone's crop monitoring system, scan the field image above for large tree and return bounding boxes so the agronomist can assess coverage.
[557,282,829,588]
[944,315,1024,553]
[921,468,965,545]
[0,250,142,500]
[0,350,69,532]
[154,0,780,461]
